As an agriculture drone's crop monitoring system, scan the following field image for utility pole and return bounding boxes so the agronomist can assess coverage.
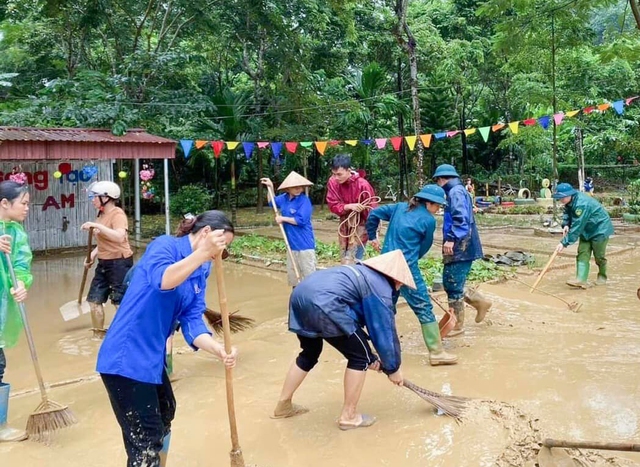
[551,12,559,216]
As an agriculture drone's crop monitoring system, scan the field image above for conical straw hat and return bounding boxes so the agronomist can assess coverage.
[278,171,313,190]
[363,250,417,290]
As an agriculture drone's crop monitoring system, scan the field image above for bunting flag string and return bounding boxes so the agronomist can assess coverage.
[176,94,638,160]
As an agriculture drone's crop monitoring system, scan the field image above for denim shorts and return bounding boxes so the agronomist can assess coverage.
[87,256,134,306]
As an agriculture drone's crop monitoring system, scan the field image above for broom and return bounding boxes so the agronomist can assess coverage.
[203,308,255,335]
[403,379,468,423]
[3,252,77,442]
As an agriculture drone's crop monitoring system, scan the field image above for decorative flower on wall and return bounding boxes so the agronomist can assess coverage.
[140,163,156,200]
[9,166,27,185]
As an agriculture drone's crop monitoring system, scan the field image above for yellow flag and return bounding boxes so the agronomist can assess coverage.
[226,141,240,150]
[345,140,358,146]
[405,136,417,150]
[508,122,519,134]
[463,128,476,136]
[315,141,328,155]
[566,110,580,118]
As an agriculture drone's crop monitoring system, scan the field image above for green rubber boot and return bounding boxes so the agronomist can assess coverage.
[421,323,458,366]
[567,261,590,289]
[596,261,608,286]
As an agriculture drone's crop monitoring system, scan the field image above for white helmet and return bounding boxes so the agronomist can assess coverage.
[89,181,121,199]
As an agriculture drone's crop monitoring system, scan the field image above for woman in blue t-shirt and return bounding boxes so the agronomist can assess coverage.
[96,210,237,467]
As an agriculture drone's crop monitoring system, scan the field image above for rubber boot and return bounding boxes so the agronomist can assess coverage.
[159,431,171,467]
[90,302,107,340]
[0,383,27,442]
[464,289,492,323]
[566,261,590,289]
[421,323,458,366]
[596,262,608,286]
[447,300,465,337]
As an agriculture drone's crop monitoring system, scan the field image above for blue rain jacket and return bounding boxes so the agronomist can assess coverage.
[288,264,401,375]
[270,192,315,251]
[442,179,483,263]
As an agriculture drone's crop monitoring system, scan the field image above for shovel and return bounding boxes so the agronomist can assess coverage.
[59,227,93,321]
[430,293,457,338]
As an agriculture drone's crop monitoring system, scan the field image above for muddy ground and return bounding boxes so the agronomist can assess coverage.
[1,218,640,466]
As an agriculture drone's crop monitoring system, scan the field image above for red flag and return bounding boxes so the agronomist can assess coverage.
[211,140,224,158]
[523,118,537,126]
[390,136,403,151]
[583,106,595,114]
[285,142,298,154]
[329,140,341,147]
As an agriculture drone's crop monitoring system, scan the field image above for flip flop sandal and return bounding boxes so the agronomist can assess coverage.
[338,414,377,431]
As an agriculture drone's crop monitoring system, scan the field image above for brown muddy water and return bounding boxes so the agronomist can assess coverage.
[1,247,640,466]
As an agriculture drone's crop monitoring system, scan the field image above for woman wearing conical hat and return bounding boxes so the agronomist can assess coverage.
[261,171,317,287]
[271,250,414,430]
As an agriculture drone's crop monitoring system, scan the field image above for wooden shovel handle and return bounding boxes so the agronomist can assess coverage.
[543,438,640,452]
[78,227,94,304]
[530,249,559,293]
[266,185,301,283]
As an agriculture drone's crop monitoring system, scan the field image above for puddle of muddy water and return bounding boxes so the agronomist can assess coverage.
[1,248,640,466]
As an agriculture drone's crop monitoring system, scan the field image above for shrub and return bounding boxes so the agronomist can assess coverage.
[170,184,213,216]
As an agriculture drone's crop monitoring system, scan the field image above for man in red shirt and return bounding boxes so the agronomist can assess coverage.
[326,155,378,264]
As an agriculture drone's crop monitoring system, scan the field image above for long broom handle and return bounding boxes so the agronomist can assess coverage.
[530,249,559,293]
[4,252,49,403]
[543,438,640,452]
[78,227,94,304]
[213,254,242,454]
[266,185,301,284]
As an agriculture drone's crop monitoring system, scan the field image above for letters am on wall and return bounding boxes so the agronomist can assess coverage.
[0,161,114,251]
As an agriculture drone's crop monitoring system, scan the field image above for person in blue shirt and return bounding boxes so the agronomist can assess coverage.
[271,250,414,431]
[433,165,492,336]
[96,210,238,467]
[261,171,316,287]
[366,184,457,366]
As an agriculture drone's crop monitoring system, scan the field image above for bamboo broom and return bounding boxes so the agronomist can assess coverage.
[203,308,255,335]
[3,252,77,442]
[403,380,468,423]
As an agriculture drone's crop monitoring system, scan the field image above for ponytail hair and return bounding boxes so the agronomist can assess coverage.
[406,196,426,212]
[175,210,234,237]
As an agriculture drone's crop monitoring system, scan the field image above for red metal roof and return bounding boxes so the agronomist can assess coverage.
[0,127,176,144]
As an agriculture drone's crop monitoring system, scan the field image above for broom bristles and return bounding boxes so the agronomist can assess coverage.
[204,308,255,335]
[26,399,78,443]
[404,379,467,423]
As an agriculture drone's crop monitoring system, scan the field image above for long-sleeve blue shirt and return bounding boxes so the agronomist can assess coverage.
[96,235,212,384]
[288,264,402,375]
[270,193,315,251]
[365,202,436,268]
[442,179,483,263]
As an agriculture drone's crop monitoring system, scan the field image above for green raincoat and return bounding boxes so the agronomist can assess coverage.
[561,192,614,247]
[0,221,33,349]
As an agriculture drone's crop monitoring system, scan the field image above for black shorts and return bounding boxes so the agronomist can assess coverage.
[87,256,134,306]
[295,328,378,372]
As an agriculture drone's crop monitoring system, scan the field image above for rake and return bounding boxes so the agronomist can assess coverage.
[512,277,583,312]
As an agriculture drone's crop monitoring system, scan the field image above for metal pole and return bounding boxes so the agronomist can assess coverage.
[164,158,170,235]
[551,13,559,217]
[134,158,141,246]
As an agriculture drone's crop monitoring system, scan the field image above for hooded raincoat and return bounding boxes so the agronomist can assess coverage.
[561,192,614,247]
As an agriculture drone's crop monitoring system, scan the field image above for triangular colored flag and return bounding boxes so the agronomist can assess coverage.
[446,130,460,138]
[583,106,595,114]
[257,142,270,149]
[566,110,580,118]
[390,136,403,151]
[361,139,373,146]
[491,123,505,133]
[597,103,610,112]
[375,138,387,149]
[300,141,313,148]
[211,140,224,158]
[508,122,519,134]
[463,128,476,137]
[523,118,537,126]
[329,140,341,147]
[612,100,624,115]
[315,141,328,155]
[195,140,208,149]
[434,132,447,140]
[419,134,432,148]
[478,127,491,142]
[405,136,417,150]
[271,142,283,162]
[242,142,255,160]
[625,96,638,105]
[285,142,298,154]
[553,113,565,125]
[538,116,551,130]
[180,139,193,158]
[226,141,240,150]
[345,140,358,146]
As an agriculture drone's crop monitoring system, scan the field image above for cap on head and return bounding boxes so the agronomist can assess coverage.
[552,182,577,199]
[432,164,460,179]
[413,184,446,205]
[278,171,313,191]
[362,250,417,290]
[89,181,121,199]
